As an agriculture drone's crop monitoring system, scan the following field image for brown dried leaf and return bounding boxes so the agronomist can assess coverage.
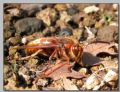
[84,42,118,56]
[41,63,85,80]
[82,42,118,65]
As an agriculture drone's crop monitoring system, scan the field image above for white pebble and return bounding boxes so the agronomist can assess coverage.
[83,75,100,90]
[79,68,87,75]
[113,4,118,10]
[21,37,27,44]
[83,5,99,14]
[7,8,20,16]
[104,69,118,82]
[109,22,118,26]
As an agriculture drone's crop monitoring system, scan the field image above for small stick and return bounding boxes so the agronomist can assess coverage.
[19,49,42,60]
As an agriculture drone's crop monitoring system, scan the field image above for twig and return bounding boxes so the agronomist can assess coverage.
[85,26,95,40]
[19,49,42,60]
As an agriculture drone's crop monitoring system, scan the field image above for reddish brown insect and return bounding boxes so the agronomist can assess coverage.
[24,37,83,64]
[21,37,84,78]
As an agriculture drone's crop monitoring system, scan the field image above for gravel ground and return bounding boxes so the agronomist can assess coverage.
[3,3,118,91]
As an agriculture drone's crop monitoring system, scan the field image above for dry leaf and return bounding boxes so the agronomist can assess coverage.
[38,62,85,80]
[84,42,118,56]
[82,42,118,65]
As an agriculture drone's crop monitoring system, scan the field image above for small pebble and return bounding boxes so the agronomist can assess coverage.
[71,79,77,84]
[7,36,20,46]
[21,37,27,44]
[7,8,20,16]
[14,18,43,36]
[91,66,99,72]
[20,4,44,16]
[54,4,67,11]
[67,7,79,15]
[26,58,38,69]
[109,22,118,26]
[73,29,83,40]
[60,11,72,22]
[59,28,73,36]
[112,4,118,10]
[76,80,83,87]
[83,5,99,14]
[36,8,57,26]
[4,30,12,40]
[79,68,87,75]
[28,71,36,78]
[4,79,8,85]
[9,47,17,56]
[36,79,48,87]
[68,20,79,29]
[83,75,100,90]
[104,69,118,82]
[96,26,118,42]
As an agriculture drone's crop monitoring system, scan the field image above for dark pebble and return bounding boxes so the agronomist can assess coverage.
[59,28,73,36]
[68,20,79,29]
[4,79,8,85]
[28,71,36,78]
[4,30,12,40]
[14,18,44,36]
[16,74,27,87]
[4,43,9,57]
[4,27,16,40]
[18,49,26,57]
[79,29,88,41]
[20,4,45,16]
[96,26,118,42]
[67,7,79,15]
[17,60,25,66]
